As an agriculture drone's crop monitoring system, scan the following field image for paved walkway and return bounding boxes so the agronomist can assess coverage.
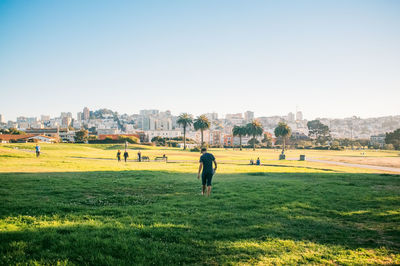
[72,156,400,173]
[306,158,400,174]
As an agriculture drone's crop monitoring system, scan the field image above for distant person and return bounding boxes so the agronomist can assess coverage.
[117,150,121,162]
[138,151,142,162]
[124,151,129,162]
[35,144,40,157]
[256,157,260,165]
[197,147,217,196]
[250,159,254,165]
[163,154,167,162]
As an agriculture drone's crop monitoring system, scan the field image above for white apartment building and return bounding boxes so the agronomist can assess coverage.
[145,130,182,140]
[97,128,119,135]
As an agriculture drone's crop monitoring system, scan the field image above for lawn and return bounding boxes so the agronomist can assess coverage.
[0,144,399,264]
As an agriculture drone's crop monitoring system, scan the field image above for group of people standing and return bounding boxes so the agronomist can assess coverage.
[116,150,142,162]
[33,144,218,196]
[115,147,218,196]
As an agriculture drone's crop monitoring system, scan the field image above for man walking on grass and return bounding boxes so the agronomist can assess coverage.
[197,147,217,196]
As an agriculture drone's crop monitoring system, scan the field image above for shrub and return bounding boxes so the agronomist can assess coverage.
[384,144,395,150]
[118,135,139,144]
[314,146,330,150]
[190,146,201,152]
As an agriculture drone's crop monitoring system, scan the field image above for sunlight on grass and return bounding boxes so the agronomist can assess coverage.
[1,143,399,264]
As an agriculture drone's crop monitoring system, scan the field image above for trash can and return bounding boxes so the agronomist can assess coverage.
[300,155,306,161]
[279,154,286,160]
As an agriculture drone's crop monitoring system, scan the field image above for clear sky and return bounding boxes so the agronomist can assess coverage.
[0,0,399,121]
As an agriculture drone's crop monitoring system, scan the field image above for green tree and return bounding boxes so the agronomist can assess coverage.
[0,128,25,135]
[177,113,193,150]
[248,138,260,146]
[74,129,89,143]
[274,122,292,154]
[307,120,331,145]
[194,115,210,147]
[384,143,395,150]
[261,133,273,147]
[246,120,263,151]
[88,135,97,141]
[119,135,139,144]
[232,125,247,151]
[151,136,166,146]
[385,129,400,150]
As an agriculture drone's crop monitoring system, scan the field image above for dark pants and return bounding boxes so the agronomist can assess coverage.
[202,172,213,186]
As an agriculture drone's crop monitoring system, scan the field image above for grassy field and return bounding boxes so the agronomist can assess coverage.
[0,144,399,264]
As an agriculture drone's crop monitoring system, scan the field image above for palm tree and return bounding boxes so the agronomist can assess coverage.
[193,115,210,146]
[246,120,263,151]
[232,125,247,151]
[274,122,292,155]
[177,113,193,150]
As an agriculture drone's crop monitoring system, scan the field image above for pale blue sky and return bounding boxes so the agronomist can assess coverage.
[0,0,399,121]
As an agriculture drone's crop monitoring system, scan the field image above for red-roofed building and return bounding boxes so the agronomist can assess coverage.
[0,134,35,143]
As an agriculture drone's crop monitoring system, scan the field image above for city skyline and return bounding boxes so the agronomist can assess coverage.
[1,1,400,120]
[3,106,399,142]
[2,106,400,123]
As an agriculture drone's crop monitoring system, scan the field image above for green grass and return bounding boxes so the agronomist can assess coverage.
[0,144,399,264]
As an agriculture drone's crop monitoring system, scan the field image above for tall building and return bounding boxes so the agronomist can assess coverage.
[205,112,218,121]
[60,112,72,119]
[287,112,295,122]
[140,109,159,116]
[0,114,3,123]
[62,117,72,128]
[244,111,254,121]
[77,112,83,121]
[296,111,303,121]
[41,115,50,122]
[225,113,243,120]
[83,107,90,120]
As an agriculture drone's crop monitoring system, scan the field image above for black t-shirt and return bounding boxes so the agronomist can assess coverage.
[200,153,215,174]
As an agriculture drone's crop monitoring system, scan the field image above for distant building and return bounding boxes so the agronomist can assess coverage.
[223,134,233,147]
[0,114,4,123]
[59,129,76,142]
[145,130,182,140]
[0,134,35,143]
[205,112,218,121]
[140,109,159,116]
[77,112,83,121]
[209,130,222,146]
[296,111,303,121]
[25,128,60,138]
[291,131,309,140]
[244,111,254,122]
[61,117,72,128]
[370,134,386,148]
[60,112,72,119]
[40,115,50,122]
[225,113,243,120]
[83,107,90,120]
[28,135,57,143]
[287,112,295,122]
[97,128,118,135]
